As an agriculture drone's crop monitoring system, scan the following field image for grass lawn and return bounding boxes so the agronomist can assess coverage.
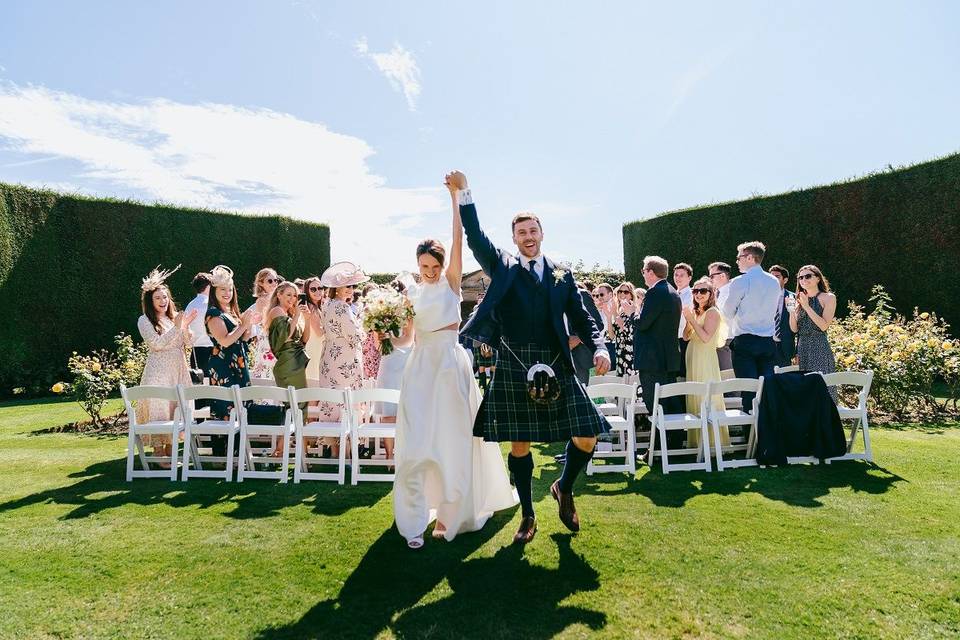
[1,398,958,640]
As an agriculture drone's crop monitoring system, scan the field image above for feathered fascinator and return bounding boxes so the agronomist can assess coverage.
[208,265,235,288]
[141,264,181,292]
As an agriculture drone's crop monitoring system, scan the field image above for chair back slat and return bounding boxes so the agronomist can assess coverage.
[655,381,708,399]
[292,387,350,405]
[774,364,801,374]
[707,377,762,396]
[351,388,400,405]
[588,374,625,386]
[178,384,236,402]
[586,383,635,401]
[121,384,179,403]
[235,385,293,404]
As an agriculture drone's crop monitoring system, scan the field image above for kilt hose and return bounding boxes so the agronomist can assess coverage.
[474,342,611,443]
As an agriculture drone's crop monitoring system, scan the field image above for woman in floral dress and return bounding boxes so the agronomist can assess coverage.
[136,265,197,463]
[613,281,639,379]
[316,262,369,456]
[247,267,280,381]
[205,266,259,421]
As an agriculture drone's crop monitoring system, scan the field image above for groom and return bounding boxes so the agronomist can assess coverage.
[447,170,611,545]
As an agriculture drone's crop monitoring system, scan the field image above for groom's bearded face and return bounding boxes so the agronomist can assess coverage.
[513,220,543,259]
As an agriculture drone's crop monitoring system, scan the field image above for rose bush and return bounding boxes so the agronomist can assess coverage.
[829,286,958,420]
[51,333,148,427]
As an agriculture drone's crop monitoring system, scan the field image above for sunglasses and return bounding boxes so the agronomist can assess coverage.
[798,273,816,280]
[308,286,322,292]
[265,277,280,284]
[617,290,632,296]
[592,293,603,299]
[693,288,711,295]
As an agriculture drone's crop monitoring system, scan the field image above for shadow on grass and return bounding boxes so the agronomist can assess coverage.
[254,529,604,640]
[0,456,389,520]
[582,460,906,509]
[872,420,960,435]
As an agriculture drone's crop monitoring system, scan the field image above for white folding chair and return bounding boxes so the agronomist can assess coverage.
[350,388,401,484]
[177,384,240,481]
[586,382,638,475]
[646,382,711,473]
[707,377,764,471]
[719,369,743,410]
[822,370,874,463]
[291,387,351,484]
[588,374,626,417]
[774,364,800,374]
[624,374,651,456]
[234,385,296,482]
[121,384,183,481]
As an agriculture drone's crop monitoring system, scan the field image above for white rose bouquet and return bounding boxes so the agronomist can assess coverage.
[362,286,415,355]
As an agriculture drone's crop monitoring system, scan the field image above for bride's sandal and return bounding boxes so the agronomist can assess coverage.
[407,536,424,550]
[431,523,447,540]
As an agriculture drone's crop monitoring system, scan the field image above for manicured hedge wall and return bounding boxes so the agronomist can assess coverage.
[623,153,960,330]
[0,183,330,395]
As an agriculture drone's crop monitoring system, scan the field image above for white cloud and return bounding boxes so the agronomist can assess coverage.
[355,37,422,111]
[0,83,446,270]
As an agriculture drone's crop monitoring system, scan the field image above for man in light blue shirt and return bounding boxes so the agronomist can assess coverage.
[721,241,782,411]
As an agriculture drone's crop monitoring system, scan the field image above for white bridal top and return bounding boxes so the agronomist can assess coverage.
[408,280,461,333]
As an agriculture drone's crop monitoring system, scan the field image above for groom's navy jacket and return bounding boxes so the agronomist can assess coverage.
[459,201,605,368]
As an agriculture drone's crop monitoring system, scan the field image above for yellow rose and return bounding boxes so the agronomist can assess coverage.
[944,341,954,351]
[852,335,863,344]
[844,354,857,366]
[890,350,901,360]
[866,340,877,350]
[928,338,939,348]
[91,362,102,373]
[51,382,65,393]
[920,312,929,320]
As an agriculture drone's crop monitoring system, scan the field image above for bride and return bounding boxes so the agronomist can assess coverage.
[392,179,517,549]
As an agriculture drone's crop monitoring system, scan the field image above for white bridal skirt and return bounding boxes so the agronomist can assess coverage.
[393,330,517,542]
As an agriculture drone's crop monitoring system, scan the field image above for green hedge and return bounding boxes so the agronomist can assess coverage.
[623,153,960,330]
[0,183,330,395]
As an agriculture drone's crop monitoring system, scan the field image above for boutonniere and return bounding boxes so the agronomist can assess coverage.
[552,265,570,286]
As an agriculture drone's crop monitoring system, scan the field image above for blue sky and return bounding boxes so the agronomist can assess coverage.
[1,1,958,272]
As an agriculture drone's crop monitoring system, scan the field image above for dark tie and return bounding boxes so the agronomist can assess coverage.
[528,259,539,283]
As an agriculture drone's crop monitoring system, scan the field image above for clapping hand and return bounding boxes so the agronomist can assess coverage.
[796,291,810,311]
[242,308,262,328]
[620,300,635,315]
[681,305,696,322]
[177,308,199,328]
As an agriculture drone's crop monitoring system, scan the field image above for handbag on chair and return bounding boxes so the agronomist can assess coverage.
[188,349,205,385]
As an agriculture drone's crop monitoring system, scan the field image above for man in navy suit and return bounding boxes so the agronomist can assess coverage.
[448,170,610,545]
[770,265,797,368]
[632,256,683,445]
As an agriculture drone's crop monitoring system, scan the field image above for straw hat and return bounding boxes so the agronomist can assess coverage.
[319,261,370,288]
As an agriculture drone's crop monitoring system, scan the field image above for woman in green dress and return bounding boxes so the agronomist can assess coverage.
[267,281,313,454]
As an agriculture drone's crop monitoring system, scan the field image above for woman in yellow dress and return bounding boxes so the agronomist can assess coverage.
[681,277,729,448]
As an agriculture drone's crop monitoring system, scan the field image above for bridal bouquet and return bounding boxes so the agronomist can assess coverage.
[362,286,415,355]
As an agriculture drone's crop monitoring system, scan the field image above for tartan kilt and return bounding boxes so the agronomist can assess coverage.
[474,342,611,443]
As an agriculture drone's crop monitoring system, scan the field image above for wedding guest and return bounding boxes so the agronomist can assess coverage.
[708,261,734,371]
[680,278,729,448]
[721,242,782,411]
[374,279,415,463]
[205,265,259,421]
[634,286,646,313]
[673,263,693,377]
[361,283,382,380]
[302,276,325,383]
[247,267,281,381]
[267,281,312,449]
[136,266,196,465]
[613,282,638,379]
[316,262,368,457]
[570,282,605,384]
[632,256,683,434]
[185,272,213,375]
[769,265,797,368]
[593,282,618,371]
[789,264,837,379]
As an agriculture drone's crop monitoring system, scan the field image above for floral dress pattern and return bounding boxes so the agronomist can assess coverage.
[316,299,365,421]
[614,312,637,378]
[248,329,276,381]
[205,307,252,419]
[362,331,381,380]
[136,315,191,444]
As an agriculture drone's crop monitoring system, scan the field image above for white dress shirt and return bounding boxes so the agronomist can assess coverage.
[720,265,782,338]
[677,286,693,338]
[185,293,213,347]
